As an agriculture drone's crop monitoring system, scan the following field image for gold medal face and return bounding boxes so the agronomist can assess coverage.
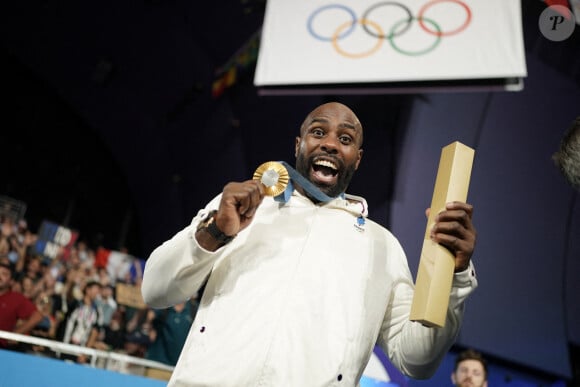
[253,161,289,196]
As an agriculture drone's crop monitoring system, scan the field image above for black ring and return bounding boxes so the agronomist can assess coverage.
[361,2,413,39]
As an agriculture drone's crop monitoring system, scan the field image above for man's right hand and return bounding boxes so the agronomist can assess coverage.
[196,180,265,251]
[216,180,265,236]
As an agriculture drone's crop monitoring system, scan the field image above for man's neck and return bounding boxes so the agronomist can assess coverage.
[294,183,342,204]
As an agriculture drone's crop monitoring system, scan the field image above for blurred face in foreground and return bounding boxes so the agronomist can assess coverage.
[294,102,363,199]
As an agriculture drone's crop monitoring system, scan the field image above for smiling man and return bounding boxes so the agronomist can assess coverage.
[142,102,478,387]
[294,103,363,199]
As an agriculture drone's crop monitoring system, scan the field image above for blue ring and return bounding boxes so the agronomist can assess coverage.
[307,4,357,42]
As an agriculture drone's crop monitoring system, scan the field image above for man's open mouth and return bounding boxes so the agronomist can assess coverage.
[311,159,338,185]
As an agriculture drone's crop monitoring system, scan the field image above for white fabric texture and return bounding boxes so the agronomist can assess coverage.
[142,190,477,387]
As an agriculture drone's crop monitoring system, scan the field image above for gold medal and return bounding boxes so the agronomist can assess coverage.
[253,161,289,196]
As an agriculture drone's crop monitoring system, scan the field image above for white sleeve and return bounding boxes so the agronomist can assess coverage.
[141,195,224,308]
[377,240,478,379]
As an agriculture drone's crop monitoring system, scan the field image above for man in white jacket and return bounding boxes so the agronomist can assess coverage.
[142,102,478,387]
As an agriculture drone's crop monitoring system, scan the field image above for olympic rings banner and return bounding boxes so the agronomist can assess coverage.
[254,0,527,91]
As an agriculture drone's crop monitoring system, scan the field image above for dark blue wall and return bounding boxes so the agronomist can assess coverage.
[390,53,580,378]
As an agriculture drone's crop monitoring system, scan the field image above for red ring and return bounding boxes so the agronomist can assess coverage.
[418,0,471,37]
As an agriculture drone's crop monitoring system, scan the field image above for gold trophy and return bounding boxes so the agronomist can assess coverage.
[410,141,475,327]
[253,161,289,196]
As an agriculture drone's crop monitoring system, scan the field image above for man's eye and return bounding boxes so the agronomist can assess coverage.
[340,136,352,144]
[311,129,324,137]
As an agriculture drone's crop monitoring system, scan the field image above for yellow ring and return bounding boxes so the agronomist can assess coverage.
[332,19,385,59]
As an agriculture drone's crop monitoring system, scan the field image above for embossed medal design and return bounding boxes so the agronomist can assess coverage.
[253,161,289,196]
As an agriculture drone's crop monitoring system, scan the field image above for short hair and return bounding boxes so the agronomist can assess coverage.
[454,348,488,380]
[0,262,14,275]
[83,280,102,295]
[553,117,580,189]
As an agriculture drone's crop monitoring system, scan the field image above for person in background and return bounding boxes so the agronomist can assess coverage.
[0,262,43,350]
[553,116,580,190]
[124,307,156,358]
[29,291,58,355]
[96,284,117,327]
[31,291,57,339]
[52,268,83,342]
[62,280,102,362]
[17,274,37,301]
[87,307,127,352]
[451,348,488,387]
[146,298,199,366]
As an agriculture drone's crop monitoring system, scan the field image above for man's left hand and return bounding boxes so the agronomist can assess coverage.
[429,201,476,272]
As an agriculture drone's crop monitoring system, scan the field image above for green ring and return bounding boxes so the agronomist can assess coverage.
[389,17,442,56]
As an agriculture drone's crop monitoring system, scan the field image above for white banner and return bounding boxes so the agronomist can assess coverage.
[255,0,527,89]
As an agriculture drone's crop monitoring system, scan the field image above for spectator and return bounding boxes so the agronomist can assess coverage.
[76,241,92,263]
[31,292,57,340]
[146,299,199,366]
[0,262,43,350]
[124,307,156,358]
[0,236,10,260]
[62,280,102,362]
[53,269,83,342]
[17,274,37,301]
[87,307,126,352]
[52,263,84,329]
[36,270,58,301]
[451,348,488,387]
[0,255,11,266]
[96,267,112,288]
[6,233,25,265]
[29,291,58,357]
[96,284,117,326]
[15,254,43,284]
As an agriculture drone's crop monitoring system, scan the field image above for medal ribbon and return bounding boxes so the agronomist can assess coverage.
[275,161,338,204]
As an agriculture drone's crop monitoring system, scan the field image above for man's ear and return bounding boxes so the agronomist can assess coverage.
[295,136,301,158]
[354,148,364,170]
[450,373,457,386]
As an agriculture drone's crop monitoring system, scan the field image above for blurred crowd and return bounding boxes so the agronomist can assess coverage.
[0,214,197,367]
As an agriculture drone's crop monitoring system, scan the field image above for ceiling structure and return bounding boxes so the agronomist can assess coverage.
[0,0,416,256]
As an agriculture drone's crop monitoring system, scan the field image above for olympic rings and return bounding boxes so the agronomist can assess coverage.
[306,0,471,57]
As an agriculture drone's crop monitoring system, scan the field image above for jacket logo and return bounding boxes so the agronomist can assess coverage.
[354,215,365,232]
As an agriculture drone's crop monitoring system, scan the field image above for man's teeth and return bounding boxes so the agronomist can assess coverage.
[314,160,337,170]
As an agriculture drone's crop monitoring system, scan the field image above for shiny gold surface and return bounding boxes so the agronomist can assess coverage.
[253,161,289,196]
